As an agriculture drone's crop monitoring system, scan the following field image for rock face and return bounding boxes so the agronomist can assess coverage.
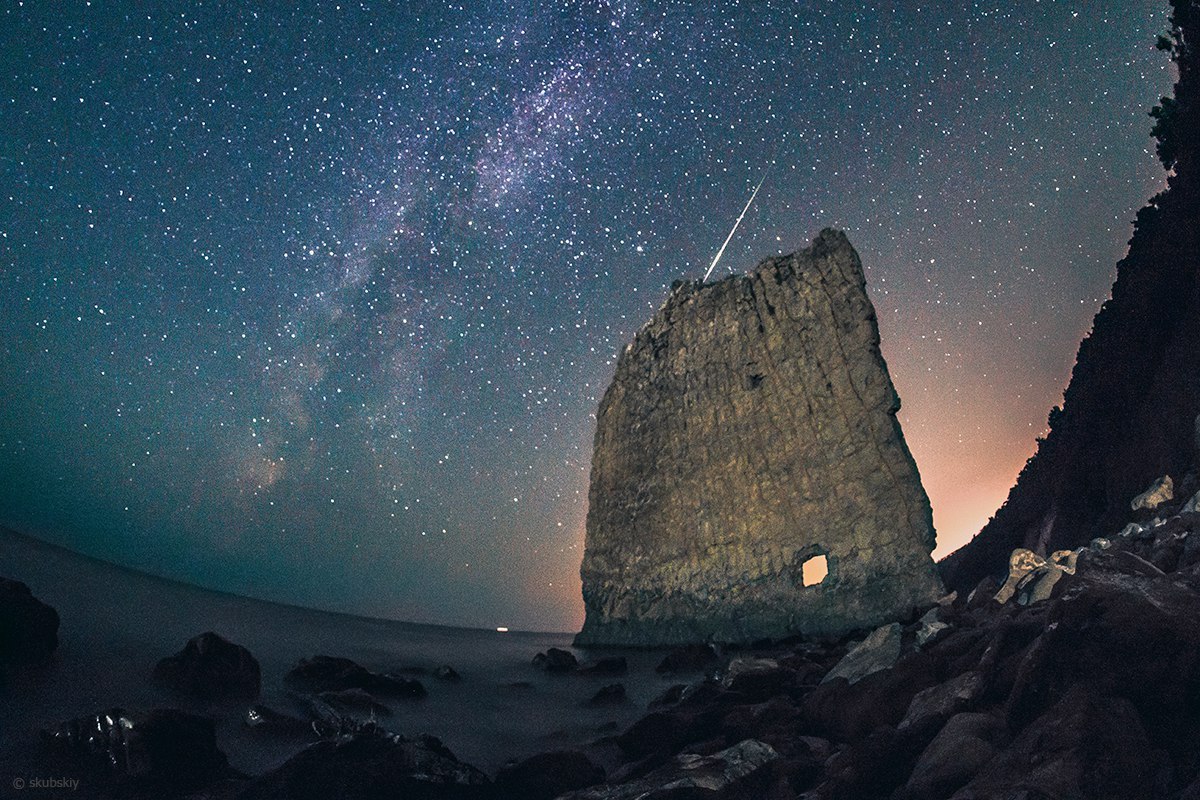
[576,229,943,645]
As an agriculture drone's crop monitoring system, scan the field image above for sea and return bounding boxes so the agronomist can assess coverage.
[0,528,681,783]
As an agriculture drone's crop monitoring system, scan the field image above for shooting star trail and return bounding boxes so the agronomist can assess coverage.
[703,165,771,281]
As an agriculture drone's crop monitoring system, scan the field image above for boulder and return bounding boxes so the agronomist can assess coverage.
[576,230,944,646]
[915,607,950,647]
[153,631,261,701]
[897,670,985,735]
[0,577,59,666]
[586,683,627,706]
[655,643,719,674]
[721,657,797,702]
[238,729,490,800]
[959,688,1160,800]
[821,622,901,685]
[494,751,605,800]
[433,665,461,682]
[557,739,779,800]
[899,712,1006,800]
[532,647,578,673]
[1132,474,1174,510]
[42,708,235,794]
[284,655,426,698]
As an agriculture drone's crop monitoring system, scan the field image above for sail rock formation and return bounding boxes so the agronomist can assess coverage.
[576,229,944,646]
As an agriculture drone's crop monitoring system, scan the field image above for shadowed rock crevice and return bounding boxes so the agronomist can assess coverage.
[576,229,944,646]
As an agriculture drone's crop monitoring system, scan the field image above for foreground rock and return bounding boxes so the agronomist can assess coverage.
[0,577,59,667]
[153,631,261,701]
[239,727,489,800]
[550,507,1200,799]
[559,739,779,800]
[41,708,236,795]
[494,751,605,800]
[576,229,943,646]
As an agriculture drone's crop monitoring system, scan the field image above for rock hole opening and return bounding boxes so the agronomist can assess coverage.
[801,554,829,587]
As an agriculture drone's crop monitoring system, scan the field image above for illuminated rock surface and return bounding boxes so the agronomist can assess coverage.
[576,229,944,646]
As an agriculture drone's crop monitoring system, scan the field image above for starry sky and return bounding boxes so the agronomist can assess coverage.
[0,1,1174,632]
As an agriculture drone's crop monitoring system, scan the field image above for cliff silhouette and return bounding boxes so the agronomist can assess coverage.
[941,0,1200,593]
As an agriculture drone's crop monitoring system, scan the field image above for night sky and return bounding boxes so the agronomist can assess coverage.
[0,1,1174,632]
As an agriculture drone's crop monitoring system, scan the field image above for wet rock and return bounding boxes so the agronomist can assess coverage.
[284,655,426,698]
[153,631,261,701]
[586,683,627,706]
[578,656,628,676]
[721,657,796,702]
[532,647,578,672]
[898,711,1006,800]
[433,665,461,682]
[244,705,311,736]
[318,688,393,717]
[239,729,490,800]
[0,577,59,666]
[494,751,605,800]
[558,739,779,800]
[719,696,804,754]
[42,707,235,794]
[576,230,944,646]
[1132,474,1174,510]
[821,622,901,685]
[655,643,719,674]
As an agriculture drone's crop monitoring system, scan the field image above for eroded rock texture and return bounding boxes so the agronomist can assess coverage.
[576,229,943,646]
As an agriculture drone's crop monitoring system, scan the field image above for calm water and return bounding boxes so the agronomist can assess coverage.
[0,529,679,780]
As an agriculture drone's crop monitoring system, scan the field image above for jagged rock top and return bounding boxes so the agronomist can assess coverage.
[576,229,943,646]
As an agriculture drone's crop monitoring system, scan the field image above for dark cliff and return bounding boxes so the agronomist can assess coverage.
[941,0,1200,593]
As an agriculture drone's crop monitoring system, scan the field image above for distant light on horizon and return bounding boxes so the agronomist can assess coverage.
[496,627,509,633]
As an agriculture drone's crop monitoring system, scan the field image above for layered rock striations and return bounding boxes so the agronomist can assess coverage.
[576,229,944,646]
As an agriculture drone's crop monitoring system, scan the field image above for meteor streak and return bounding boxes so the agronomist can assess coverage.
[703,165,771,281]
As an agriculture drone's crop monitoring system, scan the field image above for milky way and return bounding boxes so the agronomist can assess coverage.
[0,1,1173,630]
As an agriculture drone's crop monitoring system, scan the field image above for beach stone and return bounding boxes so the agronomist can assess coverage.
[284,655,426,698]
[576,230,943,646]
[239,730,490,800]
[558,739,779,800]
[586,683,627,706]
[1132,474,1174,510]
[532,647,578,672]
[821,622,901,685]
[915,607,950,647]
[0,577,59,666]
[433,664,461,682]
[495,751,604,800]
[42,708,234,793]
[899,712,1005,799]
[153,631,261,701]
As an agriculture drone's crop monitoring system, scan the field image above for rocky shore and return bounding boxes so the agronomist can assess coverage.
[5,475,1200,798]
